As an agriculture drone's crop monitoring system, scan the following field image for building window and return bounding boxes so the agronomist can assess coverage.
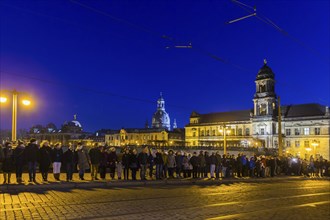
[246,128,250,136]
[261,128,265,135]
[274,140,278,147]
[193,141,196,146]
[286,141,291,147]
[238,128,242,136]
[286,129,291,136]
[193,132,196,137]
[315,128,320,135]
[304,128,310,135]
[295,141,300,147]
[206,130,210,136]
[201,131,204,136]
[294,128,300,135]
[155,135,157,140]
[304,141,309,147]
[212,130,216,136]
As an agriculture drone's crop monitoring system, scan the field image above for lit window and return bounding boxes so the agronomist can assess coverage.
[295,141,300,147]
[286,141,291,147]
[261,128,265,135]
[246,128,250,136]
[304,128,310,135]
[238,128,242,136]
[294,128,300,135]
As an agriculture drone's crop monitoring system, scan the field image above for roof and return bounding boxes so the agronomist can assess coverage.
[193,109,252,123]
[256,63,274,80]
[281,103,327,118]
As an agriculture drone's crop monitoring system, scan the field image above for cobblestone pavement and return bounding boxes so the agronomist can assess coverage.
[1,179,329,220]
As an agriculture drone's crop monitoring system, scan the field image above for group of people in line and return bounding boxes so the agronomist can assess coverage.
[0,139,329,184]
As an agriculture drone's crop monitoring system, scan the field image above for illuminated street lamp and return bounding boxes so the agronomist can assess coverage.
[219,125,231,155]
[0,89,32,141]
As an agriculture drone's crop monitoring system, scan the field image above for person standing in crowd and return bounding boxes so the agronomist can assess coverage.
[122,148,130,180]
[204,151,210,178]
[154,149,163,180]
[62,144,75,182]
[76,143,90,180]
[182,152,190,178]
[25,138,39,182]
[138,147,148,180]
[162,150,168,179]
[130,149,138,180]
[209,152,217,179]
[52,143,63,181]
[39,140,52,182]
[2,142,14,184]
[198,151,205,178]
[108,147,117,180]
[117,149,123,180]
[167,150,176,178]
[175,151,183,178]
[89,143,101,181]
[249,157,256,177]
[14,140,25,184]
[147,148,155,179]
[215,151,222,179]
[189,152,199,179]
[99,146,109,180]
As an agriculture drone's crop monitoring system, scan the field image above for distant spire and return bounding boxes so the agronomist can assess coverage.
[263,58,267,65]
[74,114,77,120]
[173,119,177,129]
[145,119,149,128]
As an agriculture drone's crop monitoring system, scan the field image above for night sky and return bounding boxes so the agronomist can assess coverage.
[0,0,329,132]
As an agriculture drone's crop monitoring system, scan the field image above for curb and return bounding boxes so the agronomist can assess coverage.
[1,176,329,191]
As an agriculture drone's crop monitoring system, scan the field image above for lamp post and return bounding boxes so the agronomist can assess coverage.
[219,125,231,155]
[0,89,31,141]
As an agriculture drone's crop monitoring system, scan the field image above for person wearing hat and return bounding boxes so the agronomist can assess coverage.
[25,138,39,182]
[14,140,25,183]
[2,142,14,184]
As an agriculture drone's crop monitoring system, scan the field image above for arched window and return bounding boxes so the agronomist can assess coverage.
[246,128,250,136]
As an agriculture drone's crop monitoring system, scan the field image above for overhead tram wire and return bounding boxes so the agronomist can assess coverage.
[69,0,250,73]
[0,71,188,110]
[229,0,329,64]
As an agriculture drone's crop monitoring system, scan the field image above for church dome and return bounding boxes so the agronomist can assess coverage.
[152,93,171,130]
[256,59,274,80]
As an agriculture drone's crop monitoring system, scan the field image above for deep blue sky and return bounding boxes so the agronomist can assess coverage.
[0,0,329,132]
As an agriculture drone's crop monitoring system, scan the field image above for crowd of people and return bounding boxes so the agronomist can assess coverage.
[0,138,329,184]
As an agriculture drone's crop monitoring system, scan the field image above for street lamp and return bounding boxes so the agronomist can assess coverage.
[219,125,231,155]
[0,89,32,141]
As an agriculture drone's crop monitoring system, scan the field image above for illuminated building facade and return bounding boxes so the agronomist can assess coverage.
[185,61,330,159]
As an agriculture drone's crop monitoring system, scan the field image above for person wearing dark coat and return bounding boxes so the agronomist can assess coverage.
[175,151,183,178]
[89,143,101,180]
[2,142,14,184]
[209,152,217,178]
[147,149,155,179]
[24,138,39,182]
[154,149,164,180]
[39,140,52,182]
[138,147,148,180]
[108,147,117,179]
[52,143,63,181]
[62,145,75,182]
[122,149,131,180]
[98,146,108,180]
[189,152,199,179]
[130,149,139,180]
[14,141,25,183]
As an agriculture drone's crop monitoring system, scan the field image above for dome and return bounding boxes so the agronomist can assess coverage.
[71,120,82,128]
[256,60,274,80]
[152,110,170,130]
